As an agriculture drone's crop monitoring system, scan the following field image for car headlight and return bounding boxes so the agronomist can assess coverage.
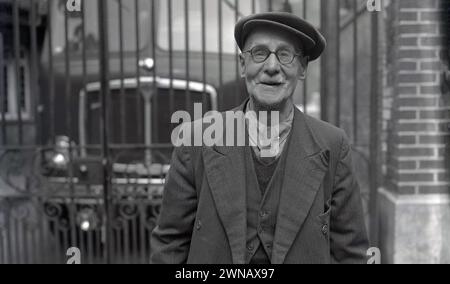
[52,153,68,167]
[43,136,78,172]
[76,208,100,232]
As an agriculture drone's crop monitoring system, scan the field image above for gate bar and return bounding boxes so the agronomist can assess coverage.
[353,0,358,145]
[98,0,113,264]
[335,0,341,127]
[30,0,40,145]
[369,10,380,246]
[13,0,23,144]
[135,0,143,143]
[151,0,159,141]
[168,0,175,119]
[81,0,88,150]
[0,32,6,145]
[302,0,308,114]
[119,0,126,144]
[48,0,55,143]
[218,0,223,109]
[185,0,191,113]
[234,0,240,105]
[202,0,207,105]
[63,0,78,251]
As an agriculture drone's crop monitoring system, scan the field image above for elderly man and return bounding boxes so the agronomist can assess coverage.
[150,12,369,264]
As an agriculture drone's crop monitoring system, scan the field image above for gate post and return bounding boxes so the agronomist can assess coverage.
[379,0,450,264]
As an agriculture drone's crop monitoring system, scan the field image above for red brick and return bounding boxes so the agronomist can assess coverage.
[397,49,438,59]
[398,86,418,95]
[398,122,438,132]
[397,97,438,107]
[420,61,443,70]
[419,160,447,169]
[420,85,441,94]
[399,160,417,170]
[419,110,450,119]
[397,110,417,119]
[418,185,450,194]
[399,24,437,35]
[399,0,438,9]
[397,147,435,157]
[438,123,450,132]
[438,173,450,182]
[399,61,418,71]
[400,11,419,22]
[398,186,417,195]
[399,37,419,47]
[419,134,450,144]
[398,73,437,83]
[438,147,449,157]
[398,135,417,144]
[420,36,444,46]
[399,173,435,182]
[420,11,445,22]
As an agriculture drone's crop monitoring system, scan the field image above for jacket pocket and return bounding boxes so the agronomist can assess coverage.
[316,203,331,253]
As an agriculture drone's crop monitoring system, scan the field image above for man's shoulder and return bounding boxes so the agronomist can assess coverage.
[301,112,346,148]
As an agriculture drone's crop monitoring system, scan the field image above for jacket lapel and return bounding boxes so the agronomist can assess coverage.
[271,108,330,264]
[202,102,248,264]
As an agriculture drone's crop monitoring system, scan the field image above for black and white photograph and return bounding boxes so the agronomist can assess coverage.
[0,0,449,266]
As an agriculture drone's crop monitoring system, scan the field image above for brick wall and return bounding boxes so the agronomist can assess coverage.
[384,0,450,195]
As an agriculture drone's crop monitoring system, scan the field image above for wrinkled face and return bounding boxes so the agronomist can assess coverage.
[239,26,307,110]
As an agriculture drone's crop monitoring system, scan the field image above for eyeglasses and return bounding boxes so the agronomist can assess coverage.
[242,45,302,65]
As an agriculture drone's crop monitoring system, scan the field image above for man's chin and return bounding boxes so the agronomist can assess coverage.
[251,95,284,111]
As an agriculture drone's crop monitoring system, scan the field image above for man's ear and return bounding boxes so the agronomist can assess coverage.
[239,53,246,78]
[298,56,309,80]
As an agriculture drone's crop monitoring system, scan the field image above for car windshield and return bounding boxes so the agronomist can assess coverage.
[51,0,151,55]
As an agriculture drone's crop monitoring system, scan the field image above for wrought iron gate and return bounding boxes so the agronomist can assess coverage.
[0,0,381,264]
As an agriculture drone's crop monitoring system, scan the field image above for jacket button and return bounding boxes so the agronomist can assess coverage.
[259,211,269,218]
[247,244,254,251]
[322,224,328,235]
[196,220,202,230]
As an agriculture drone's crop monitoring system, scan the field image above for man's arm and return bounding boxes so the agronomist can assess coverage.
[150,145,197,264]
[330,131,370,264]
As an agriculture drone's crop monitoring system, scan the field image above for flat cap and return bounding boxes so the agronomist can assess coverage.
[234,12,326,61]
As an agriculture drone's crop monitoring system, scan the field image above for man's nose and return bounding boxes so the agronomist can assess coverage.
[264,53,281,75]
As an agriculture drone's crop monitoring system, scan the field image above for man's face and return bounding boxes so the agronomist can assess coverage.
[239,26,307,110]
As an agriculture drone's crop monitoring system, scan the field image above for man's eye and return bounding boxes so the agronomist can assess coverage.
[278,50,292,59]
[253,48,268,59]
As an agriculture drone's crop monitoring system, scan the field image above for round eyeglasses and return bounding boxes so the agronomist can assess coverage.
[242,46,302,65]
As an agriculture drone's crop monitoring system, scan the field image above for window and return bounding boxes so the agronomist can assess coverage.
[0,53,31,121]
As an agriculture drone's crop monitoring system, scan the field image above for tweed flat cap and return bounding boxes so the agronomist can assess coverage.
[235,12,326,61]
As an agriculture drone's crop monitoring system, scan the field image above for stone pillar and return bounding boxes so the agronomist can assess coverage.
[379,0,450,263]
